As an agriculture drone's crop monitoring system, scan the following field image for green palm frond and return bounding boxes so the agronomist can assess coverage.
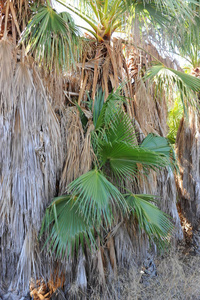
[134,2,170,28]
[68,169,128,226]
[56,0,127,41]
[167,98,183,144]
[125,193,174,246]
[145,65,200,112]
[102,110,137,145]
[141,134,171,155]
[40,195,96,258]
[166,2,200,68]
[21,4,79,71]
[140,133,177,170]
[93,88,105,128]
[146,0,199,19]
[99,140,169,179]
[95,88,125,130]
[145,65,200,94]
[96,106,171,178]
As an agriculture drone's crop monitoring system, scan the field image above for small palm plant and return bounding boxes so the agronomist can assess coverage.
[41,89,175,258]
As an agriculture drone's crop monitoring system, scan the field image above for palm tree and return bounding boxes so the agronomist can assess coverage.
[0,0,198,298]
[41,89,174,259]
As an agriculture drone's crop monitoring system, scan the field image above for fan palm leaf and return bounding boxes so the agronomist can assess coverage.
[165,1,200,68]
[40,195,96,258]
[56,0,199,44]
[95,89,125,130]
[68,169,128,226]
[99,141,169,179]
[125,193,174,246]
[104,111,137,145]
[141,133,177,170]
[141,134,171,155]
[21,3,79,71]
[95,100,172,178]
[145,65,200,113]
[145,65,200,94]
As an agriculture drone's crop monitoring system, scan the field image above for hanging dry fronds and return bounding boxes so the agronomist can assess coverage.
[59,107,93,193]
[0,40,63,291]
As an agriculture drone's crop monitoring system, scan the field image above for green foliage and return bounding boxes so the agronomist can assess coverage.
[41,90,175,258]
[125,193,174,246]
[93,89,105,128]
[167,98,183,144]
[141,133,176,169]
[99,141,168,179]
[166,1,200,68]
[40,195,96,258]
[145,65,200,113]
[95,89,125,130]
[68,169,128,226]
[55,0,199,47]
[21,4,79,71]
[56,0,127,41]
[145,65,200,94]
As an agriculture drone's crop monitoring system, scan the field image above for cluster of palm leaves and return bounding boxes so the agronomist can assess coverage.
[29,0,200,259]
[41,89,174,258]
[144,0,200,109]
[3,0,197,261]
[22,0,200,103]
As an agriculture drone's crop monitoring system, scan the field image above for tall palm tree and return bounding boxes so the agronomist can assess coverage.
[0,0,198,298]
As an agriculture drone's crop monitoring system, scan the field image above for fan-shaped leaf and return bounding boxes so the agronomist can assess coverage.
[141,134,171,155]
[141,133,178,171]
[99,141,169,179]
[40,195,96,258]
[68,169,128,225]
[95,89,125,130]
[125,194,174,246]
[145,65,200,93]
[22,4,79,71]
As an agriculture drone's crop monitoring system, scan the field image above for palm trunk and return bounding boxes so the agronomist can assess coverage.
[176,110,200,228]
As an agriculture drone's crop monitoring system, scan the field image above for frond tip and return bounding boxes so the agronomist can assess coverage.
[125,193,174,247]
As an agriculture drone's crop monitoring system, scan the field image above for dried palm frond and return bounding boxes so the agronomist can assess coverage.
[13,227,41,291]
[0,39,14,110]
[134,80,168,135]
[0,44,63,290]
[59,107,93,193]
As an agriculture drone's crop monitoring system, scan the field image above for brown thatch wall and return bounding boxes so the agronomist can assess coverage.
[176,111,200,228]
[0,39,63,296]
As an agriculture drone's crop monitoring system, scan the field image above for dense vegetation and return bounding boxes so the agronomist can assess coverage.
[0,0,200,298]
